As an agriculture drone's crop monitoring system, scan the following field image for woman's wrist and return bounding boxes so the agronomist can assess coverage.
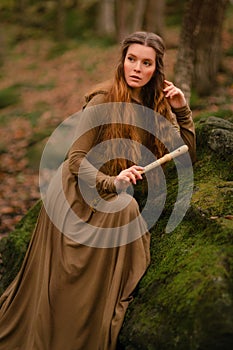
[172,104,191,120]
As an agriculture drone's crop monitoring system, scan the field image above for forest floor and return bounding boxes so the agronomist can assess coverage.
[0,21,232,237]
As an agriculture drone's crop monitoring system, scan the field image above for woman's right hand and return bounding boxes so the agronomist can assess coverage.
[114,165,144,192]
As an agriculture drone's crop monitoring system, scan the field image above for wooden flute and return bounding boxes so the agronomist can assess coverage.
[140,144,189,174]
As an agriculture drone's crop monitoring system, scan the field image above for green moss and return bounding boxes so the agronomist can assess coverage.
[0,85,20,109]
[192,181,225,215]
[46,43,69,60]
[0,200,42,294]
[195,109,233,124]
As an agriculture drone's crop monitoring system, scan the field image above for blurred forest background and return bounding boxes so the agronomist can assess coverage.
[0,0,232,235]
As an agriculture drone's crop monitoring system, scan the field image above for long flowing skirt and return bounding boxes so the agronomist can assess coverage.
[0,162,150,350]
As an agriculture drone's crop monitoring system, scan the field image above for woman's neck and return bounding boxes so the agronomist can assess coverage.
[130,88,142,104]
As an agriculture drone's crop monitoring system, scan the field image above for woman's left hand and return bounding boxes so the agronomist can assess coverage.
[163,80,187,109]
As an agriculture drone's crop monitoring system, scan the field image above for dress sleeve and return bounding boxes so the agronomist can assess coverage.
[68,94,116,194]
[172,105,196,163]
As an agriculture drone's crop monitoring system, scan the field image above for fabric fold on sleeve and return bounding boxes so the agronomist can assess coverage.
[172,104,196,163]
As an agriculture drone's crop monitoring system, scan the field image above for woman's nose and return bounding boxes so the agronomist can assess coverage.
[134,61,141,72]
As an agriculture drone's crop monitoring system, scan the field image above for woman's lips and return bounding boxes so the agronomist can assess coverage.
[130,75,141,81]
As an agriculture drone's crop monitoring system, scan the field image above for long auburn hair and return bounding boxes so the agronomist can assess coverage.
[91,32,175,175]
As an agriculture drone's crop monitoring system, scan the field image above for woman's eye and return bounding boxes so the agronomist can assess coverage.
[144,61,151,66]
[128,56,134,62]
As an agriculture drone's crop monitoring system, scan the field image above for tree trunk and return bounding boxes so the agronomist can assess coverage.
[145,0,165,37]
[174,0,229,103]
[131,0,147,32]
[56,0,66,41]
[174,0,199,103]
[192,0,229,95]
[116,0,129,41]
[97,0,116,38]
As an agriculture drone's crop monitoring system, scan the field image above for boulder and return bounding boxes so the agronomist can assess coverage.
[197,116,233,156]
[119,115,233,349]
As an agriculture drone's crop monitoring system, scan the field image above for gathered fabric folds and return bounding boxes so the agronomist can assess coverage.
[0,159,151,350]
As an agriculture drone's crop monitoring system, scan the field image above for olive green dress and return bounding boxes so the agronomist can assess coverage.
[0,92,195,350]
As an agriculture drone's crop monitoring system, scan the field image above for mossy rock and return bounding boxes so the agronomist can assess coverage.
[119,208,233,349]
[0,116,233,349]
[119,116,233,349]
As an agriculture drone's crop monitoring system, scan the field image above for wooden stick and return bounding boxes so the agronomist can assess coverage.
[141,145,189,174]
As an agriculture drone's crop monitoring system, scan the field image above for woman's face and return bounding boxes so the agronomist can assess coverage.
[124,43,156,93]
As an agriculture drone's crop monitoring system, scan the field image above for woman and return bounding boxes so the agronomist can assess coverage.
[0,32,196,350]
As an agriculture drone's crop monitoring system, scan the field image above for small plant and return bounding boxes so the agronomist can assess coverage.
[0,85,20,109]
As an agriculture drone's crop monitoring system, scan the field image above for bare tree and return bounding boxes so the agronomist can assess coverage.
[192,0,229,95]
[145,0,165,37]
[131,0,147,32]
[56,0,66,41]
[97,0,116,38]
[98,0,165,43]
[174,0,229,103]
[116,0,147,41]
[116,0,130,41]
